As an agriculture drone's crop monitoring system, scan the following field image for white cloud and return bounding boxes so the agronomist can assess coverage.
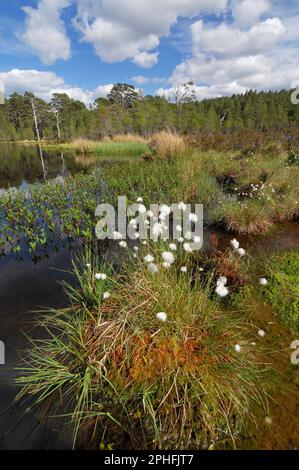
[0,69,113,105]
[191,18,285,58]
[232,0,271,28]
[132,76,167,85]
[12,0,299,103]
[94,84,114,98]
[156,82,247,102]
[72,0,227,67]
[132,52,159,68]
[21,0,71,65]
[20,0,227,67]
[160,2,299,101]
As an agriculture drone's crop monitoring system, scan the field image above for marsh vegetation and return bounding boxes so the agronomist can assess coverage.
[0,129,297,450]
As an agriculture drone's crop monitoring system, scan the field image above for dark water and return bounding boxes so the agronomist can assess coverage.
[0,248,76,449]
[0,143,92,190]
[0,143,97,448]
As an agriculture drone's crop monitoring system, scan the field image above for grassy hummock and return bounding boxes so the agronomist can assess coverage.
[15,239,272,449]
[264,251,299,330]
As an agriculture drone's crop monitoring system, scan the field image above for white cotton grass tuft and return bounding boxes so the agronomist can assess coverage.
[193,235,201,244]
[86,263,91,268]
[133,246,139,251]
[129,218,137,226]
[258,329,266,337]
[103,291,110,300]
[234,344,241,353]
[176,225,182,233]
[188,213,198,223]
[264,416,272,425]
[119,241,127,248]
[178,201,187,211]
[215,276,229,297]
[184,231,192,240]
[180,266,187,273]
[237,247,246,257]
[183,242,193,253]
[230,238,240,250]
[215,284,229,297]
[217,276,227,286]
[137,204,146,214]
[147,263,159,274]
[169,243,177,251]
[259,277,268,286]
[144,254,154,263]
[152,222,164,238]
[95,273,107,281]
[162,262,171,269]
[113,231,123,240]
[159,204,171,218]
[162,251,175,265]
[156,312,167,322]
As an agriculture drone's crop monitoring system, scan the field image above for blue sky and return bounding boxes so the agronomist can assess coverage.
[0,1,299,105]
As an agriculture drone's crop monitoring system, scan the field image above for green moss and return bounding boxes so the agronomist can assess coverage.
[265,251,299,330]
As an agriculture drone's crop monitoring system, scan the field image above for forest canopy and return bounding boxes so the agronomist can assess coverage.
[0,83,298,141]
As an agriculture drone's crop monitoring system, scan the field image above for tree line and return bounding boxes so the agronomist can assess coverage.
[0,83,298,142]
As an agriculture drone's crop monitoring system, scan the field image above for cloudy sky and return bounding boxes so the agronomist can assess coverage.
[0,0,298,105]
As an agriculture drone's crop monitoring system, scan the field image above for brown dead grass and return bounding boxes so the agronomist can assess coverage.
[149,131,186,160]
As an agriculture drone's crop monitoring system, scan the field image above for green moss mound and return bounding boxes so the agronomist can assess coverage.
[266,251,299,330]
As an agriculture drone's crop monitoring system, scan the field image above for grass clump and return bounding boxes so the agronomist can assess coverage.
[149,131,186,161]
[109,133,147,143]
[72,138,148,156]
[16,246,270,449]
[214,200,273,235]
[264,251,299,330]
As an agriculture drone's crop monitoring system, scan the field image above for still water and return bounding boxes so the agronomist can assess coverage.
[0,142,95,190]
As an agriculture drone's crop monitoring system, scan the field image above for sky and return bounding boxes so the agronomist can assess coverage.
[0,0,299,106]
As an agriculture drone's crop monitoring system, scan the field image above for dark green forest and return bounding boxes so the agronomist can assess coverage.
[0,83,298,141]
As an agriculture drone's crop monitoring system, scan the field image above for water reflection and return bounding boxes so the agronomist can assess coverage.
[0,143,90,190]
